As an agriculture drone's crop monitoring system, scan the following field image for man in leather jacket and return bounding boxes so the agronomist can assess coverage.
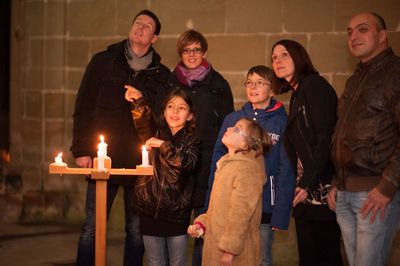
[328,12,400,266]
[70,10,170,266]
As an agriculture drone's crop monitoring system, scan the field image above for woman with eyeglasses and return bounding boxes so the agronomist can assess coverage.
[168,29,234,266]
[271,40,343,266]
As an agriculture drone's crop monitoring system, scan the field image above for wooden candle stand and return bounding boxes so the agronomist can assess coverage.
[49,157,153,266]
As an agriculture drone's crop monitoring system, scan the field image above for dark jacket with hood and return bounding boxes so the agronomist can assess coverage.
[70,40,170,184]
[168,68,234,208]
[205,99,295,230]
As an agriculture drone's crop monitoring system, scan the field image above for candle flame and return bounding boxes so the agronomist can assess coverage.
[100,135,104,142]
[142,145,147,151]
[57,152,62,158]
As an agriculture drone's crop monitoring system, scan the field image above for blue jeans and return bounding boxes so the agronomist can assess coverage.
[76,182,144,266]
[336,190,400,266]
[143,234,187,266]
[260,223,274,266]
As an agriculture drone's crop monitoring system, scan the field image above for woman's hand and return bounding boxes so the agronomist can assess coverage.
[145,137,164,149]
[124,85,143,102]
[293,187,308,207]
[220,252,234,266]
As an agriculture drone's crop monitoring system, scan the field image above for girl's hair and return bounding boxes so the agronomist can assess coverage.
[247,65,278,94]
[239,118,272,157]
[176,30,208,56]
[160,88,196,134]
[271,39,318,94]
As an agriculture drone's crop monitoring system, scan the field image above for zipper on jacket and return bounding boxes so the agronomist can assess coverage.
[297,118,313,160]
[302,105,309,128]
[154,163,166,219]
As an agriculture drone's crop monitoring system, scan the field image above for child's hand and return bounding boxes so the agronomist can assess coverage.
[187,224,204,238]
[220,252,234,266]
[145,137,164,149]
[124,85,143,102]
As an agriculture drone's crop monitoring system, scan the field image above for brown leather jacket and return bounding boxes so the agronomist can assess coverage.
[331,48,400,198]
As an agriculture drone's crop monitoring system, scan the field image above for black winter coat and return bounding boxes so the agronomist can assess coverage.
[168,68,234,208]
[285,74,338,220]
[70,40,170,184]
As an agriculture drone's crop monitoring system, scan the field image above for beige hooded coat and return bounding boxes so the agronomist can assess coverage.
[195,150,266,266]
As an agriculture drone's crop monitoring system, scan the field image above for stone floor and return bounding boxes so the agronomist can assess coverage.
[1,221,399,266]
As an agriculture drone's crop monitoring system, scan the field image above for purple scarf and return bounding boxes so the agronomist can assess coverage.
[175,59,211,87]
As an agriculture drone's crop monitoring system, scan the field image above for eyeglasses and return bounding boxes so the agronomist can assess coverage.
[244,80,271,88]
[182,47,203,55]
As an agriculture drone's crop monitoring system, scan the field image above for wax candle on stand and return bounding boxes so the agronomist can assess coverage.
[141,145,149,166]
[54,152,66,166]
[97,135,108,170]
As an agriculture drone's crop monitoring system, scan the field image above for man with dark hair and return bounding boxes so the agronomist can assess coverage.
[71,9,170,266]
[328,12,400,266]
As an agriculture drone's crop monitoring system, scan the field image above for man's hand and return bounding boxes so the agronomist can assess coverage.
[220,251,234,266]
[124,85,143,102]
[293,187,308,207]
[360,187,391,224]
[75,156,92,168]
[327,186,337,211]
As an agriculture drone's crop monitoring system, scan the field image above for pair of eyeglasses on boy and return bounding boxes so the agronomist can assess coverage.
[244,80,271,88]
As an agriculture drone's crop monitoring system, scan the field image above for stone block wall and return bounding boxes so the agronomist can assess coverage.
[6,0,400,262]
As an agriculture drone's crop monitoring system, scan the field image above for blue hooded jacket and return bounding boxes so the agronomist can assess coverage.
[203,99,295,229]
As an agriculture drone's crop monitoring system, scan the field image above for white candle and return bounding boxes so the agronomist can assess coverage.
[98,135,107,155]
[97,135,108,170]
[54,152,65,165]
[141,145,149,166]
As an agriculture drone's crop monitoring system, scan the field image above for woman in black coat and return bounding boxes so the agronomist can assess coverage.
[271,39,343,266]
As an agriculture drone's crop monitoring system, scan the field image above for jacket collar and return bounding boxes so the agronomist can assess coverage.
[356,47,394,74]
[108,40,162,70]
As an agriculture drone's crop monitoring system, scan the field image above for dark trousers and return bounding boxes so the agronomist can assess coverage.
[295,217,343,266]
[76,182,144,266]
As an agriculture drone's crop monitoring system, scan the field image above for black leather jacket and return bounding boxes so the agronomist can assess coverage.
[331,48,400,198]
[132,101,200,224]
[285,74,338,190]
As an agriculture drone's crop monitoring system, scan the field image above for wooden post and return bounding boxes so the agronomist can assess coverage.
[48,159,152,266]
[91,157,112,266]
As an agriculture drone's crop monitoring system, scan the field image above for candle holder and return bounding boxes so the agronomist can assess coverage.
[48,157,153,266]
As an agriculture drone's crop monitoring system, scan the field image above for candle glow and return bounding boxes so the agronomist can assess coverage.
[141,145,149,166]
[54,152,66,165]
[97,135,108,170]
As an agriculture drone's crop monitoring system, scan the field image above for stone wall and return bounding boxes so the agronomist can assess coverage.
[4,0,400,262]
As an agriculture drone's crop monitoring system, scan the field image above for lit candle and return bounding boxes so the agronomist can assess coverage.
[141,145,149,166]
[97,135,108,170]
[54,152,66,165]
